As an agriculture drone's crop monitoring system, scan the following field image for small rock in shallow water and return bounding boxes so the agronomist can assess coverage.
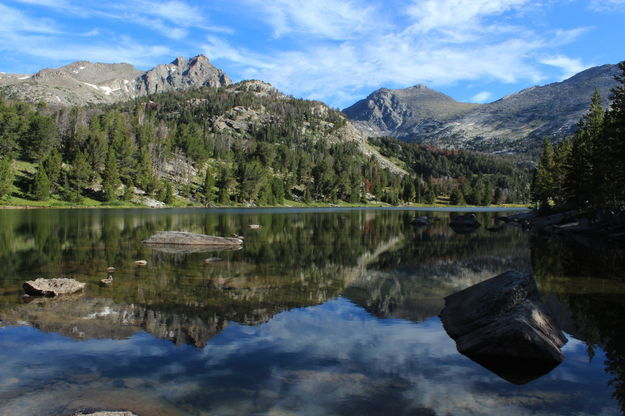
[106,267,116,273]
[204,257,223,263]
[134,260,147,266]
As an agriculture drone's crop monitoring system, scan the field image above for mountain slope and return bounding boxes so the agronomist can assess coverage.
[344,64,621,153]
[0,55,231,106]
[343,84,480,138]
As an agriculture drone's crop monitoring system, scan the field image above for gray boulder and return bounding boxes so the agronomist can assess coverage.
[440,271,567,384]
[449,213,480,228]
[23,278,86,297]
[143,231,243,247]
[410,216,429,226]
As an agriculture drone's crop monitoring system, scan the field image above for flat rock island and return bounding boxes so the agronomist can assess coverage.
[143,231,244,247]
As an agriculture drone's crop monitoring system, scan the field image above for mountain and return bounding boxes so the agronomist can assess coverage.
[344,64,621,153]
[343,84,480,137]
[0,54,231,106]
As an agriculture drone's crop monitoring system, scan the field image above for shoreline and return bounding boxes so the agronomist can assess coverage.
[0,203,530,211]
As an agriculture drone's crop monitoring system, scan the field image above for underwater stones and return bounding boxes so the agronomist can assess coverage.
[143,231,243,247]
[440,271,567,384]
[23,278,86,297]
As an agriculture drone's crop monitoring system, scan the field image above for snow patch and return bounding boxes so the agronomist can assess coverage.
[18,75,31,80]
[55,96,61,102]
[99,86,121,95]
[83,82,99,90]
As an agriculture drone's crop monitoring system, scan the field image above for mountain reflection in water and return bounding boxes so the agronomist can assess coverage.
[0,208,623,415]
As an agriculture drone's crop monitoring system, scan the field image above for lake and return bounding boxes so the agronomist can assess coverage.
[0,208,624,416]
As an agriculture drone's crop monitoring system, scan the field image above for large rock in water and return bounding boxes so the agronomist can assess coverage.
[440,271,567,384]
[23,278,86,297]
[143,231,243,246]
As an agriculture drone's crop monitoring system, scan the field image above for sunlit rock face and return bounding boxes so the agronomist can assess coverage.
[0,55,230,106]
[440,271,567,384]
[344,64,620,153]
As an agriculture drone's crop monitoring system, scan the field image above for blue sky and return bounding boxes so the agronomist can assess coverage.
[0,0,623,109]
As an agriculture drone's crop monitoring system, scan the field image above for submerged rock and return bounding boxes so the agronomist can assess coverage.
[204,257,224,263]
[440,271,566,384]
[143,231,243,246]
[23,278,86,297]
[449,213,480,228]
[410,216,429,226]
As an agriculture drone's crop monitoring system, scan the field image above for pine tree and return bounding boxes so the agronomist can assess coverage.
[102,147,120,201]
[70,150,90,190]
[217,165,233,204]
[43,148,62,190]
[566,89,604,207]
[202,166,216,203]
[531,138,556,209]
[164,181,174,205]
[271,177,285,205]
[494,187,505,205]
[450,187,465,205]
[32,161,51,201]
[0,157,14,199]
[303,186,312,204]
[603,61,625,207]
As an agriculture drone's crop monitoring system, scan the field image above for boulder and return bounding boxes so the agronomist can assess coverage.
[449,213,480,228]
[143,231,243,247]
[73,412,137,416]
[23,278,86,297]
[248,224,262,229]
[410,216,428,226]
[440,271,567,384]
[204,257,224,263]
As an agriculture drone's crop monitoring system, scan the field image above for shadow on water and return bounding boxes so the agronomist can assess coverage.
[532,232,625,413]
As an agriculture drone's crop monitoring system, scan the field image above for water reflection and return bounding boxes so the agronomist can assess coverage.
[532,233,625,414]
[0,208,622,415]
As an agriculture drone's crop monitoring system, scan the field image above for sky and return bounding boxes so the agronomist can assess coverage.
[0,0,623,109]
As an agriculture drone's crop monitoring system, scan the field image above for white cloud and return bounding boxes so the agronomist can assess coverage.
[200,0,588,107]
[240,0,381,40]
[0,3,60,35]
[405,0,530,33]
[541,55,590,80]
[471,91,493,103]
[589,0,625,11]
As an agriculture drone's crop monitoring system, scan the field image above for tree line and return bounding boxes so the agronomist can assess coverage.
[1,82,531,206]
[531,62,625,212]
[370,136,531,205]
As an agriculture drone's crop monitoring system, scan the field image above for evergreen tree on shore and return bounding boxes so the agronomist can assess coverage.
[532,61,625,211]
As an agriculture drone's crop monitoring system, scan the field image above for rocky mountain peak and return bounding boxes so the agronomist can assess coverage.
[135,54,231,95]
[343,62,621,153]
[343,84,479,137]
[0,54,232,106]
